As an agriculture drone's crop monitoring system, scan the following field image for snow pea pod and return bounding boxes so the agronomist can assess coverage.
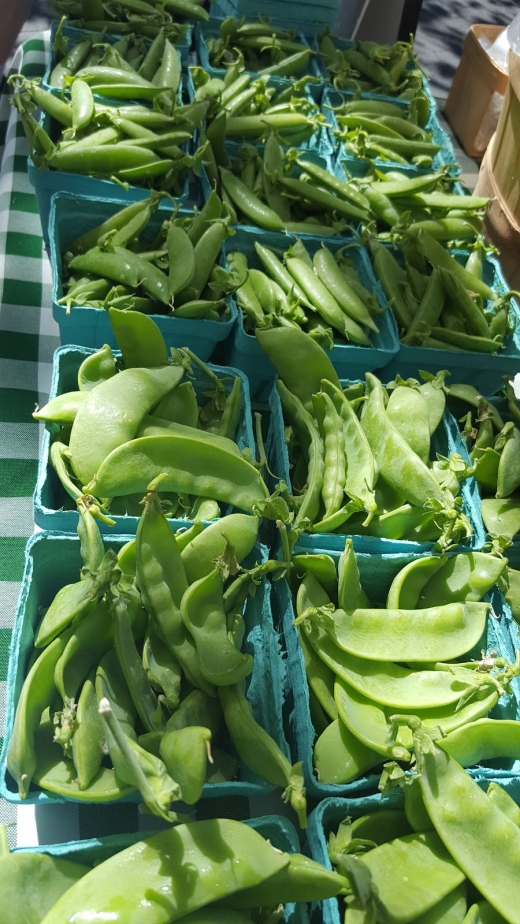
[481,497,520,540]
[109,308,169,368]
[86,433,269,511]
[299,628,338,719]
[314,717,381,784]
[338,538,369,609]
[69,363,184,486]
[160,725,210,804]
[361,372,448,509]
[77,343,117,391]
[71,672,104,789]
[386,384,431,465]
[358,831,465,924]
[220,168,285,230]
[415,230,495,300]
[181,568,254,686]
[181,514,259,584]
[441,718,520,767]
[412,720,520,924]
[278,380,324,528]
[301,600,490,663]
[419,552,507,607]
[313,391,346,520]
[257,326,340,411]
[386,555,446,609]
[33,390,87,424]
[497,423,520,498]
[225,852,348,908]
[40,820,290,924]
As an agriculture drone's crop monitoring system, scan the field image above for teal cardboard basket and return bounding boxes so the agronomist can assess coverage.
[49,191,237,355]
[322,86,458,176]
[28,112,193,248]
[0,531,292,808]
[34,345,255,533]
[222,228,399,397]
[274,547,520,802]
[381,251,520,396]
[14,815,306,924]
[266,380,486,555]
[42,21,192,97]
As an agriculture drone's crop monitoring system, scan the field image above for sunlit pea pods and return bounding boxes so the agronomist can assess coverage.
[314,717,381,784]
[159,725,211,804]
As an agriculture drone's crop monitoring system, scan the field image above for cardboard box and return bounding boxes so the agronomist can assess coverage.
[445,24,508,159]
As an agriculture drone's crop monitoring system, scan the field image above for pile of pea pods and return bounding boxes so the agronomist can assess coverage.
[205,18,312,79]
[35,309,272,519]
[59,192,241,319]
[7,498,310,824]
[285,539,519,788]
[258,325,474,548]
[51,0,209,38]
[0,817,347,924]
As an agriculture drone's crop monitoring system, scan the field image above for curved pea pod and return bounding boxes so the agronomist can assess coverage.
[77,343,117,391]
[137,416,241,457]
[322,381,378,525]
[473,447,500,493]
[34,548,117,648]
[109,308,169,368]
[303,621,489,710]
[338,538,370,609]
[226,852,348,909]
[111,587,163,734]
[166,224,196,300]
[220,167,285,231]
[86,433,269,513]
[69,363,185,486]
[487,782,520,825]
[386,385,431,465]
[415,230,495,300]
[440,718,520,767]
[160,725,211,804]
[496,423,520,498]
[0,839,89,924]
[300,600,490,662]
[180,514,259,583]
[40,820,291,924]
[481,497,520,541]
[143,625,182,711]
[419,372,448,436]
[71,672,104,790]
[356,830,466,924]
[418,552,507,607]
[412,722,520,924]
[334,677,412,760]
[153,381,198,427]
[136,487,213,696]
[293,553,338,602]
[313,248,379,333]
[181,568,254,686]
[53,599,114,752]
[287,257,372,345]
[386,555,447,608]
[300,628,337,719]
[256,326,340,412]
[66,247,140,288]
[361,372,449,510]
[278,381,324,529]
[33,390,87,424]
[166,689,222,737]
[218,683,307,827]
[463,902,507,924]
[7,632,71,798]
[314,717,382,785]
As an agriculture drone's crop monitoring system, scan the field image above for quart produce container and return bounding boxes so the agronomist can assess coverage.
[0,532,291,808]
[34,345,254,533]
[49,191,237,354]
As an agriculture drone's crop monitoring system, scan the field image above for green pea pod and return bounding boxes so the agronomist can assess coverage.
[77,504,105,575]
[153,381,198,426]
[419,371,448,435]
[278,380,324,528]
[110,586,163,734]
[386,555,446,608]
[40,819,290,924]
[292,553,338,601]
[402,268,444,345]
[313,248,379,333]
[138,26,166,81]
[338,538,370,610]
[439,268,491,339]
[361,373,448,509]
[86,433,269,512]
[473,447,501,493]
[225,852,348,908]
[34,550,117,648]
[136,486,214,695]
[71,672,104,789]
[415,230,495,300]
[487,782,520,825]
[314,717,381,785]
[77,343,117,391]
[167,224,195,298]
[220,168,285,231]
[419,552,507,606]
[69,362,185,485]
[160,725,211,803]
[218,683,307,827]
[109,308,169,368]
[481,497,520,540]
[218,376,242,441]
[8,632,72,798]
[175,220,228,304]
[181,514,259,583]
[256,327,340,411]
[368,239,414,330]
[386,384,431,465]
[412,722,520,924]
[441,718,520,767]
[67,197,159,256]
[322,381,378,525]
[98,697,180,822]
[181,567,254,686]
[299,628,338,719]
[70,78,94,133]
[497,424,520,498]
[313,391,346,520]
[166,689,222,736]
[33,390,87,424]
[187,190,223,245]
[96,648,137,742]
[152,38,181,95]
[0,836,88,924]
[143,624,182,711]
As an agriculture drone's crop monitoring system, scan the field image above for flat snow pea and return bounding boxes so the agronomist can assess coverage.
[153,381,199,427]
[71,672,105,789]
[419,553,507,607]
[69,363,185,485]
[109,308,169,367]
[160,725,210,804]
[300,600,489,662]
[481,497,520,540]
[224,852,348,907]
[256,326,341,412]
[358,831,465,924]
[386,555,447,608]
[386,385,431,465]
[412,721,520,924]
[313,718,381,785]
[440,719,520,767]
[0,833,88,924]
[86,433,269,512]
[181,514,259,583]
[33,390,87,424]
[40,820,291,924]
[487,782,520,826]
[77,344,117,391]
[463,902,507,924]
[497,424,520,498]
[299,628,338,719]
